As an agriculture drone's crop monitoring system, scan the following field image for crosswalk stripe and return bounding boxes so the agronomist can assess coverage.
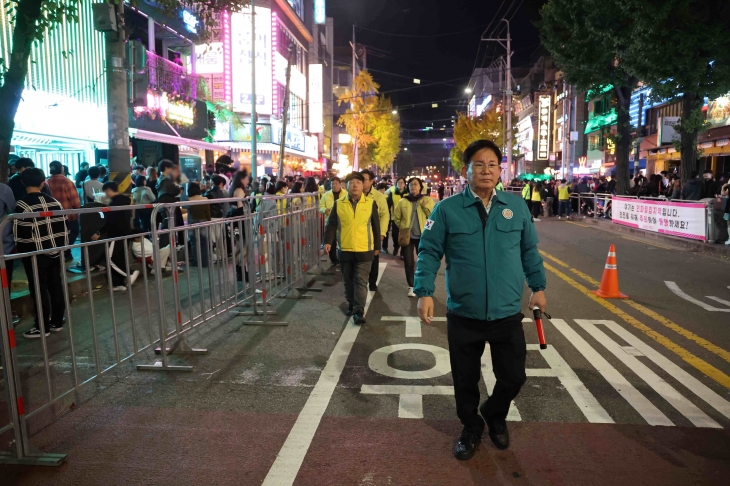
[599,320,730,421]
[576,320,721,429]
[551,319,671,426]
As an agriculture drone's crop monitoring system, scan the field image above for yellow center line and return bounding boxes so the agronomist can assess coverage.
[542,261,730,390]
[540,250,730,365]
[621,235,675,251]
[566,221,590,228]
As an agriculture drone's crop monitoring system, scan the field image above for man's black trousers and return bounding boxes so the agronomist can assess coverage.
[447,312,526,436]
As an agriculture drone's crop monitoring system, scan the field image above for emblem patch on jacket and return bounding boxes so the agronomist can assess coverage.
[502,208,514,220]
[424,219,435,230]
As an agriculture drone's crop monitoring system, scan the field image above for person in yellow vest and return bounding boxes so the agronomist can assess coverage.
[557,178,572,220]
[319,177,347,265]
[386,177,407,257]
[495,178,504,191]
[324,172,382,324]
[521,181,531,209]
[360,169,390,291]
[393,177,435,297]
[530,181,543,221]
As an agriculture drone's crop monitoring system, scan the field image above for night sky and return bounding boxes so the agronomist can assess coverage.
[327,0,545,166]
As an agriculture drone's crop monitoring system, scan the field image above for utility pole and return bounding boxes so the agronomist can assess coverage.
[567,84,576,181]
[105,0,131,191]
[250,0,257,180]
[561,80,568,179]
[635,93,644,177]
[483,19,512,182]
[352,24,359,171]
[278,44,295,177]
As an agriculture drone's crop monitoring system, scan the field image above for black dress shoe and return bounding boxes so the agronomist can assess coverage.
[480,402,509,449]
[353,313,366,325]
[453,429,480,460]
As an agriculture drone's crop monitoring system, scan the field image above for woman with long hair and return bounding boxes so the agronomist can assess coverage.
[147,167,159,199]
[228,169,250,208]
[393,177,435,297]
[387,177,407,258]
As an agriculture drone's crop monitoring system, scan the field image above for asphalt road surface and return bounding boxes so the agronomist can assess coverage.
[2,217,730,485]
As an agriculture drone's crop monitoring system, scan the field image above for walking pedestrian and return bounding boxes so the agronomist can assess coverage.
[360,169,390,291]
[393,177,434,297]
[531,181,543,221]
[46,161,81,261]
[415,139,546,460]
[13,168,69,338]
[324,172,381,324]
[387,177,407,258]
[319,177,347,267]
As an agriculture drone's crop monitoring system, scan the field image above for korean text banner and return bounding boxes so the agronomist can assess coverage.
[612,196,706,241]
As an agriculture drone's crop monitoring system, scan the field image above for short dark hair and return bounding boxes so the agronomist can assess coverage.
[274,181,288,193]
[376,182,388,191]
[360,169,375,181]
[136,176,147,187]
[407,177,424,192]
[158,159,175,174]
[330,176,341,183]
[286,176,294,183]
[15,158,34,170]
[212,175,226,187]
[49,160,63,175]
[463,139,502,166]
[21,168,46,188]
[187,181,201,197]
[346,172,365,183]
[81,162,89,169]
[102,181,119,193]
[98,166,107,175]
[88,166,101,179]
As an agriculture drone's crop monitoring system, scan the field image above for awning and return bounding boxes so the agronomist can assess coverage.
[129,128,229,152]
[225,141,315,159]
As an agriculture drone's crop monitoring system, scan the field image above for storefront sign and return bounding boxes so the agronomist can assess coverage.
[707,95,730,128]
[182,10,198,34]
[314,0,326,24]
[613,197,707,241]
[699,141,714,149]
[717,138,729,147]
[271,118,305,152]
[231,7,273,115]
[309,64,324,133]
[537,94,551,160]
[658,116,680,145]
[274,52,307,100]
[134,90,195,126]
[232,123,272,143]
[195,42,224,74]
[304,134,319,160]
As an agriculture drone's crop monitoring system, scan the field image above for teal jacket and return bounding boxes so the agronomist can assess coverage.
[414,185,546,321]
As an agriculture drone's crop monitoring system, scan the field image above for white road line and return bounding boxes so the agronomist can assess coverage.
[482,345,522,421]
[537,336,614,424]
[360,385,455,395]
[381,316,422,337]
[665,281,730,312]
[577,320,721,429]
[262,263,387,486]
[552,319,671,426]
[600,320,730,421]
[706,296,730,308]
[526,368,557,377]
[399,394,423,419]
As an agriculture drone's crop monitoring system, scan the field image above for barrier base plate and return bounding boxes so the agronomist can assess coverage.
[232,310,278,316]
[137,362,193,371]
[0,452,67,466]
[243,320,289,326]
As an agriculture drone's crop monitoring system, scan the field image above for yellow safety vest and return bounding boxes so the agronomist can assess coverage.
[320,189,347,223]
[531,188,542,202]
[558,185,570,201]
[522,185,530,199]
[336,196,375,252]
[276,191,286,214]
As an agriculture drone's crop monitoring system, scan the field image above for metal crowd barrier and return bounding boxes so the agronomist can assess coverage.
[0,192,323,465]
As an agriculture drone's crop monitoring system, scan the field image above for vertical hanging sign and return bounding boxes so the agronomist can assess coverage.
[314,0,326,24]
[537,94,551,160]
[309,64,323,133]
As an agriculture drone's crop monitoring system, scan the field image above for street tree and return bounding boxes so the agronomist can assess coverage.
[623,0,730,181]
[337,70,401,172]
[451,108,505,172]
[0,0,249,183]
[540,0,638,195]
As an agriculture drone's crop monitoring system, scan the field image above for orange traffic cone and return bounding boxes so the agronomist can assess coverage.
[591,244,628,299]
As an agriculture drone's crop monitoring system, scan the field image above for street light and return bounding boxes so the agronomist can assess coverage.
[465,87,473,94]
[392,109,397,114]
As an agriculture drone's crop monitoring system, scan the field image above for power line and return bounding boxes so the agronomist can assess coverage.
[357,22,499,39]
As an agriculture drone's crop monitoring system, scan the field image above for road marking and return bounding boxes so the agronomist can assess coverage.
[665,281,730,312]
[621,235,675,250]
[542,261,730,391]
[399,394,424,419]
[551,318,670,426]
[577,320,721,429]
[541,250,730,368]
[262,263,387,486]
[536,342,614,424]
[567,221,590,228]
[599,320,730,421]
[369,344,451,379]
[707,296,730,308]
[482,345,522,421]
[380,316,445,337]
[360,385,455,420]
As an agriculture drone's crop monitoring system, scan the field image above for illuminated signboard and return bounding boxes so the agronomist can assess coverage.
[275,52,307,100]
[271,118,305,151]
[537,94,551,160]
[309,64,323,133]
[133,91,195,126]
[182,10,198,34]
[231,7,273,115]
[314,0,326,24]
[195,42,223,74]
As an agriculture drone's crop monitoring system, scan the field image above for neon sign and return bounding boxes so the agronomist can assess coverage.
[134,90,195,126]
[182,10,198,34]
[314,0,326,24]
[537,94,551,160]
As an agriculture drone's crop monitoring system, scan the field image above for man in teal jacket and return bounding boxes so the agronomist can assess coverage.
[415,139,547,461]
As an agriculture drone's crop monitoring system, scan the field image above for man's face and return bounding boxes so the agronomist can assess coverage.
[332,180,341,192]
[362,173,373,192]
[347,178,364,199]
[104,188,116,198]
[463,148,500,193]
[397,179,406,191]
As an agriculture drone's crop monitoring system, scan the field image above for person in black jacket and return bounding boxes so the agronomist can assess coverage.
[91,182,139,291]
[681,172,704,200]
[8,158,51,202]
[156,160,184,249]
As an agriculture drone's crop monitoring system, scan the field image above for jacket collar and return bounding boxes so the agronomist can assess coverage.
[461,184,506,208]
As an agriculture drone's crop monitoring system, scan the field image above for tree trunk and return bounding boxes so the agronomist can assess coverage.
[614,84,633,196]
[0,0,44,183]
[679,91,701,183]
